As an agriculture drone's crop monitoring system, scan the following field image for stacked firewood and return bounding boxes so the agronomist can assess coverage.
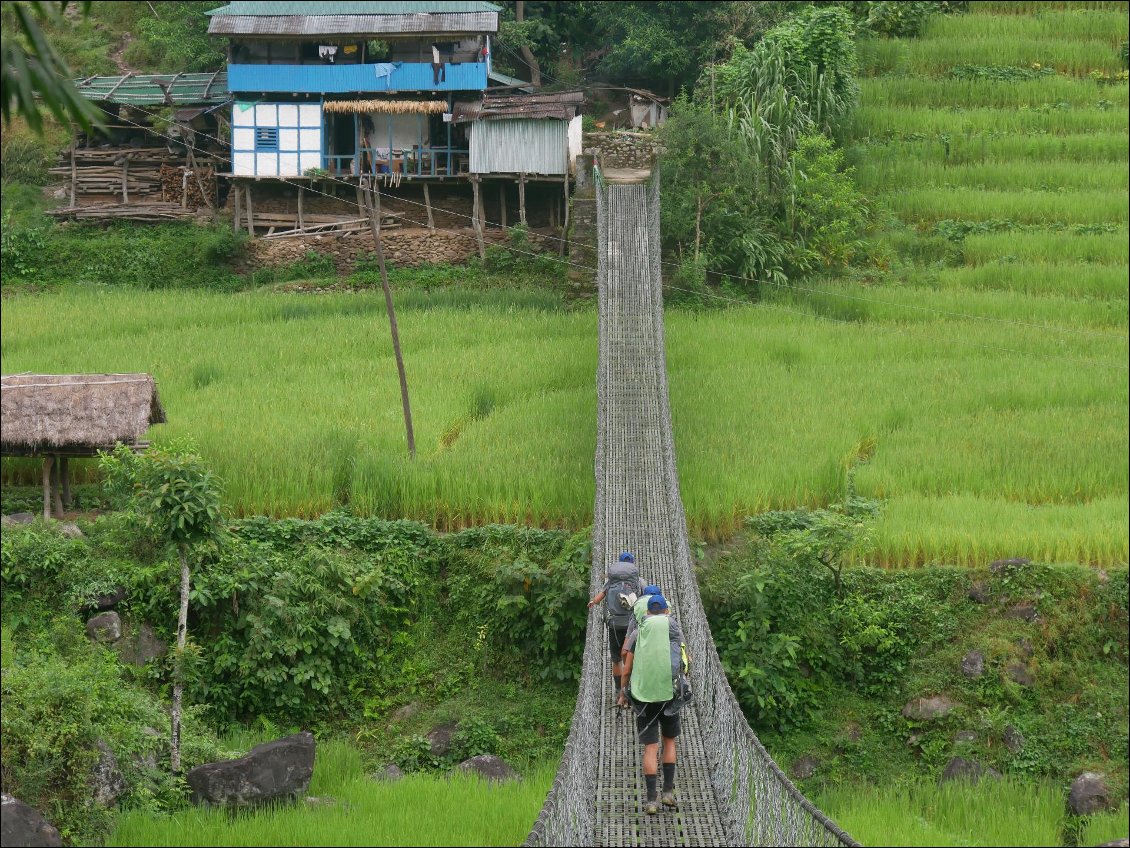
[47,202,206,222]
[159,163,217,210]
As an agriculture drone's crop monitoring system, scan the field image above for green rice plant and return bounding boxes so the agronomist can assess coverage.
[1080,801,1130,847]
[850,132,1130,165]
[815,777,1067,846]
[898,37,1125,77]
[853,158,1128,192]
[109,743,557,847]
[931,263,1128,299]
[861,75,1115,109]
[963,4,1129,33]
[881,187,1129,225]
[850,104,1129,138]
[961,230,1129,264]
[969,1,1129,16]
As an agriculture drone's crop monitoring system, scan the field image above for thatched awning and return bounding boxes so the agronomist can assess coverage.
[323,99,447,115]
[1,374,166,456]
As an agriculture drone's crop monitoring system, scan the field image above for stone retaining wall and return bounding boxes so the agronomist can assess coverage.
[242,227,558,274]
[583,131,662,170]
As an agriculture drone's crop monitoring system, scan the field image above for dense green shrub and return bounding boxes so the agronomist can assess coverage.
[1,134,52,185]
[0,617,230,845]
[446,525,590,683]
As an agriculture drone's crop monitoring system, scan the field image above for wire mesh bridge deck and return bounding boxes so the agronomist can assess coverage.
[523,171,860,847]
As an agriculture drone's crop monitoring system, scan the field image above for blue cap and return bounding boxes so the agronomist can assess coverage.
[618,551,635,563]
[647,594,668,613]
[642,584,662,597]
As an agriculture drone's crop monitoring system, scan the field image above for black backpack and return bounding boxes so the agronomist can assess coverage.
[604,561,639,626]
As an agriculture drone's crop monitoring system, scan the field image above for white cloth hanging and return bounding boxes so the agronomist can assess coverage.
[318,45,338,62]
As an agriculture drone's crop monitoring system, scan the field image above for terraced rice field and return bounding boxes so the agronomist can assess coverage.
[1,2,1125,568]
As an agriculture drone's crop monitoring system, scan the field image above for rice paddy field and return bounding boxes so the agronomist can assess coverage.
[816,779,1130,847]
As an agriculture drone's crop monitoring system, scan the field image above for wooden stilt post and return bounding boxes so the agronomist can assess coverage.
[297,185,304,230]
[42,456,54,521]
[356,183,364,219]
[361,177,416,459]
[423,182,435,230]
[560,174,570,256]
[122,158,129,202]
[499,183,507,229]
[232,181,241,234]
[244,184,254,237]
[471,176,486,260]
[69,139,77,207]
[51,457,64,518]
[60,456,72,510]
[518,175,527,227]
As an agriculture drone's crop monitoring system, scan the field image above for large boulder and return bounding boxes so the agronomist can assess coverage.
[59,522,84,539]
[790,755,820,780]
[85,611,121,643]
[968,580,992,604]
[82,586,127,613]
[426,722,458,758]
[0,513,35,527]
[0,794,63,847]
[1068,772,1112,816]
[1004,601,1039,622]
[1003,725,1025,754]
[187,732,315,807]
[1006,663,1034,687]
[115,621,167,667]
[90,740,127,807]
[390,702,420,724]
[940,757,1001,784]
[961,650,985,679]
[455,755,520,783]
[902,695,959,721]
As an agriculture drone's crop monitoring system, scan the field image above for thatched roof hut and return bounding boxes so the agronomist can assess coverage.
[1,373,166,456]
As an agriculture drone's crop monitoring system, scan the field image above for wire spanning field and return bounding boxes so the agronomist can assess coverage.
[1,286,1125,565]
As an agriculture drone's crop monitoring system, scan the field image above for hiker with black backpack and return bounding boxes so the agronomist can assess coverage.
[587,551,645,706]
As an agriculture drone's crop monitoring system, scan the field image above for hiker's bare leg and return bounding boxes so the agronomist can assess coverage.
[662,735,676,764]
[643,741,659,776]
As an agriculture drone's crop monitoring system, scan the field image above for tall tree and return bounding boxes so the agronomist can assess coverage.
[514,1,542,87]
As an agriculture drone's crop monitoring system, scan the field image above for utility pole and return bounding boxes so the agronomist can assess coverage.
[360,176,416,458]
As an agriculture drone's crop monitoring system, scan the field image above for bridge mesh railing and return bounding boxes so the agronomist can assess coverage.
[525,169,858,848]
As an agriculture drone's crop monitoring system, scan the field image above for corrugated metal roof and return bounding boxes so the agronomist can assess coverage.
[206,2,499,15]
[487,68,534,93]
[209,11,497,35]
[470,119,568,175]
[454,90,583,123]
[73,72,229,106]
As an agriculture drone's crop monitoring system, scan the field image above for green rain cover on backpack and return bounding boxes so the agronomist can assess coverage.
[630,615,675,703]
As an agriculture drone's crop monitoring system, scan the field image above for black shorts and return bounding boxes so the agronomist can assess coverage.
[607,622,629,660]
[632,699,681,745]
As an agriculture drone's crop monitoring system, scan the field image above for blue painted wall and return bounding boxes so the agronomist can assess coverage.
[227,62,487,94]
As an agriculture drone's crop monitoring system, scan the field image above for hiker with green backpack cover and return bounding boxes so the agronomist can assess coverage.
[621,593,693,815]
[588,551,645,705]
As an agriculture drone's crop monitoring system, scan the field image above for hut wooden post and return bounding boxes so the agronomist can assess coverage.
[518,175,527,227]
[69,139,77,207]
[244,184,254,237]
[423,182,435,230]
[60,456,72,510]
[361,178,416,459]
[41,456,54,521]
[297,185,304,230]
[51,458,64,517]
[180,168,189,209]
[232,181,242,234]
[499,183,507,229]
[471,176,486,260]
[560,175,570,256]
[122,158,130,202]
[355,183,364,219]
